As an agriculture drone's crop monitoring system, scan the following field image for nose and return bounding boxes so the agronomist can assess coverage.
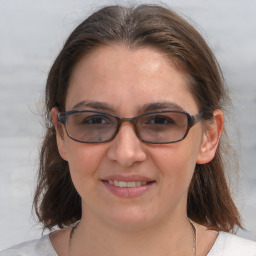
[106,123,147,167]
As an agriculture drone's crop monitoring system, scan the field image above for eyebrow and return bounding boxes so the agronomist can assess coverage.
[71,100,115,112]
[141,102,185,112]
[71,100,184,113]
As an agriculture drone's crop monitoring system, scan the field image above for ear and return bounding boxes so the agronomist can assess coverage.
[51,107,68,161]
[196,109,224,164]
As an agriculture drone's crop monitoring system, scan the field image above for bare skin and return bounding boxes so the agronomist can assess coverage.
[49,228,69,256]
[193,222,219,256]
[49,222,218,256]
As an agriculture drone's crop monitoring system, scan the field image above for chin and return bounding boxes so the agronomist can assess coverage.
[102,206,159,232]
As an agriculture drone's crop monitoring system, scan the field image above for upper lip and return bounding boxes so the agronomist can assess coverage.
[101,175,155,182]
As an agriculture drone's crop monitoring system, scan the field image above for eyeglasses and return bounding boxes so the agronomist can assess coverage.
[57,110,203,144]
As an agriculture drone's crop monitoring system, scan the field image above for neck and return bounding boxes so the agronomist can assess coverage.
[69,214,196,256]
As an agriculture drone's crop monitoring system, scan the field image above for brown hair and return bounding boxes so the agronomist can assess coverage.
[34,4,242,232]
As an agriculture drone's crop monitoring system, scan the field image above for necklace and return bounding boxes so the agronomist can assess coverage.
[68,220,197,256]
[190,221,197,256]
[68,221,79,256]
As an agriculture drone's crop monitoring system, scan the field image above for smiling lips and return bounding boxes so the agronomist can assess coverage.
[101,177,155,197]
[106,180,149,188]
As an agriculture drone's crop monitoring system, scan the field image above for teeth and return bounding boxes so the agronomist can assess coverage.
[107,180,148,188]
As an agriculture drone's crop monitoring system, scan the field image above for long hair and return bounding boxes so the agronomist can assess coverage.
[34,4,242,232]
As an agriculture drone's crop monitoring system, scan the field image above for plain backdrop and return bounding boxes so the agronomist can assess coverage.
[0,0,256,250]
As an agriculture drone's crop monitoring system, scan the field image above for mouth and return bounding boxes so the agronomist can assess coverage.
[101,178,156,197]
[102,180,154,188]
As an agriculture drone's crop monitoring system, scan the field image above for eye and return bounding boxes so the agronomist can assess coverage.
[145,116,175,125]
[83,115,111,125]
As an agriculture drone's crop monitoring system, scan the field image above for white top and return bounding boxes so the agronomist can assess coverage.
[1,232,256,256]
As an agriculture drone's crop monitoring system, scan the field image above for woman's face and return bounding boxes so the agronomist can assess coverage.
[53,45,215,231]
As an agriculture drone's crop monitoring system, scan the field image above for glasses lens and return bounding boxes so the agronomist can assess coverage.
[137,112,188,143]
[66,112,117,142]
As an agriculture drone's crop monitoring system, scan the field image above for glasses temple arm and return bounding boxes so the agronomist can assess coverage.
[191,112,204,125]
[57,112,67,124]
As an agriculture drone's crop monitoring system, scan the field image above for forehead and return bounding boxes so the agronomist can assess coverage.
[66,45,198,114]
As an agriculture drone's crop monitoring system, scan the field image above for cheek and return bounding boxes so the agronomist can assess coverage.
[151,137,201,188]
[65,143,106,189]
[154,148,195,182]
[148,146,197,213]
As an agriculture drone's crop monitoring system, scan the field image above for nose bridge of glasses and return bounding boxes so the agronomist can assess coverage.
[117,116,139,129]
[115,116,140,138]
[120,116,137,123]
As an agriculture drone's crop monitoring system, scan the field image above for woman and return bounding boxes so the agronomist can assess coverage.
[1,4,256,256]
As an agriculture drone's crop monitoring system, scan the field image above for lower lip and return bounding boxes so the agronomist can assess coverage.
[102,181,155,198]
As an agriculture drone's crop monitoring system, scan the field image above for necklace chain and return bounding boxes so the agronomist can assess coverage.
[190,221,197,256]
[68,220,197,256]
[68,222,79,256]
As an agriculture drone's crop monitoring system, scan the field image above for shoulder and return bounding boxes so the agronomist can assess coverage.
[208,232,256,256]
[0,234,57,256]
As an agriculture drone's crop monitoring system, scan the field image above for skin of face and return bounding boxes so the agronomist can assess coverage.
[51,45,223,234]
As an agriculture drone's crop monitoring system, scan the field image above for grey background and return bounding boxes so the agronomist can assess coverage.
[0,0,255,249]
